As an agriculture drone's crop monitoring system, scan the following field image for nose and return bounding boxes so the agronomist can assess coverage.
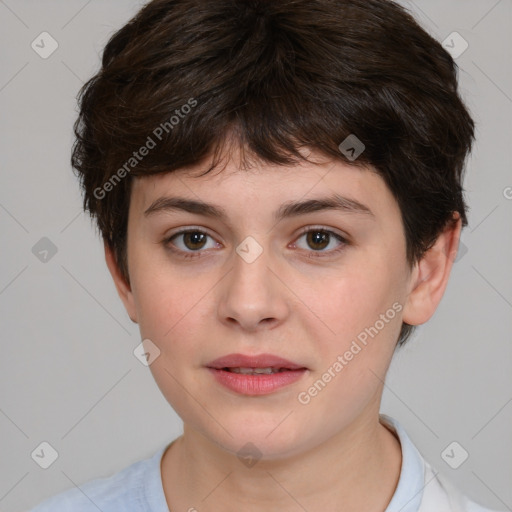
[216,240,290,332]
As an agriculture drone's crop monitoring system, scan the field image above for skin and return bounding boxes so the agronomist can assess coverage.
[105,147,461,512]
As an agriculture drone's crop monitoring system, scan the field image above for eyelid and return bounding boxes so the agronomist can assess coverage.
[164,224,349,241]
[294,225,349,241]
[165,225,214,237]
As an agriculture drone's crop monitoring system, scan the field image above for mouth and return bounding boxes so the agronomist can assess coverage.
[218,367,299,374]
[206,353,308,395]
[206,352,307,371]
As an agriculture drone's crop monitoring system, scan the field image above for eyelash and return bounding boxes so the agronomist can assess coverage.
[163,226,349,260]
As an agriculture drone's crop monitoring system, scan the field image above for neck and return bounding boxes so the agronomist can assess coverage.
[160,411,402,512]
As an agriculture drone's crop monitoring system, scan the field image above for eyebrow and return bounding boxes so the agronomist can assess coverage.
[143,193,375,223]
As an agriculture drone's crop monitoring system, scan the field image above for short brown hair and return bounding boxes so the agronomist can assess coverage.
[71,0,475,347]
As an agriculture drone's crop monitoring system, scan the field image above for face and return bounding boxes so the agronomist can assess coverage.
[110,149,425,459]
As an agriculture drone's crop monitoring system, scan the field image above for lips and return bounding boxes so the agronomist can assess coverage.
[206,353,308,395]
[206,353,307,371]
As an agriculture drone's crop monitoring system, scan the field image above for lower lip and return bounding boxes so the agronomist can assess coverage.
[207,368,307,395]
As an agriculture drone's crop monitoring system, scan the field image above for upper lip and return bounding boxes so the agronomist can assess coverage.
[207,353,306,370]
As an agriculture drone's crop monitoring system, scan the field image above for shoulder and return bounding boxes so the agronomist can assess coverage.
[27,446,167,512]
[379,415,505,512]
[420,463,506,512]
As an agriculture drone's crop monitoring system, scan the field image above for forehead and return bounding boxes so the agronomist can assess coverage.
[129,149,401,229]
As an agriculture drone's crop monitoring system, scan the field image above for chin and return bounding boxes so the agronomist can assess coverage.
[206,416,308,459]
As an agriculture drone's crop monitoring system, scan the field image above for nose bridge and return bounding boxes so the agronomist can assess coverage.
[217,234,288,330]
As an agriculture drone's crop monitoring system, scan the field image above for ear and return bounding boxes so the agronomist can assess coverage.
[402,212,462,326]
[104,241,138,323]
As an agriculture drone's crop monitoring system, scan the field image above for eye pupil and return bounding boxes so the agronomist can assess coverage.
[307,231,329,250]
[184,232,206,250]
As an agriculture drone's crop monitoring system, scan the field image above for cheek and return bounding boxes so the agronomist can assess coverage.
[129,243,186,332]
[297,270,402,423]
[321,266,391,330]
[313,262,403,366]
[130,262,215,362]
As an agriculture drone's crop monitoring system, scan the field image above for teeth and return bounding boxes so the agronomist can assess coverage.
[226,367,286,374]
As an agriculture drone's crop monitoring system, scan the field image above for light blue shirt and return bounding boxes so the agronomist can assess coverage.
[28,415,504,512]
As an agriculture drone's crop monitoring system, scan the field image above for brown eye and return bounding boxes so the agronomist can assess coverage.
[181,231,208,250]
[305,230,330,251]
[294,227,348,258]
[164,229,217,259]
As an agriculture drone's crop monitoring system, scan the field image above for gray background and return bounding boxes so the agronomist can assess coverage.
[0,0,511,511]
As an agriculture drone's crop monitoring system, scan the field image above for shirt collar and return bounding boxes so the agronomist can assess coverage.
[380,413,427,512]
[144,442,174,511]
